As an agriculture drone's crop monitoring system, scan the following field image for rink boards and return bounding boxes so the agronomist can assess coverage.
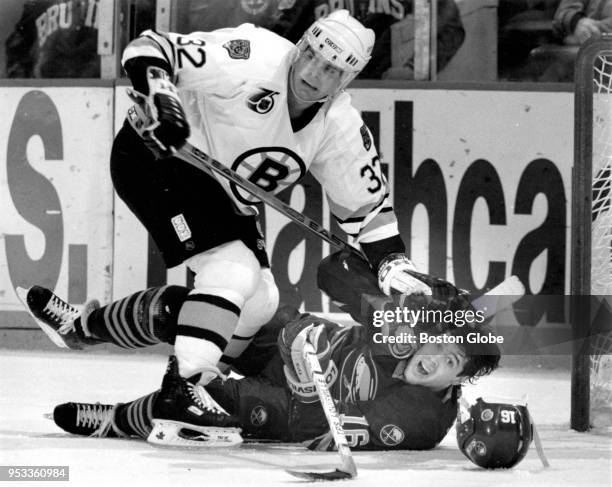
[0,81,575,335]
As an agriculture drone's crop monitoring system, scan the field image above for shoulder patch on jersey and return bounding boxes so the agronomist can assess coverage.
[223,39,251,60]
[360,124,372,151]
[247,88,279,114]
[380,424,405,446]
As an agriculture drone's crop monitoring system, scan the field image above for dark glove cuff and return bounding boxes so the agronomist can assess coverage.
[361,234,406,270]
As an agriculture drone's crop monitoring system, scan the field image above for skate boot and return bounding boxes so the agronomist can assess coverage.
[16,286,101,350]
[149,355,243,448]
[46,402,127,437]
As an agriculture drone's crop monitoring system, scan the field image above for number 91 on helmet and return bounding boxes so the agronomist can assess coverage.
[456,397,534,469]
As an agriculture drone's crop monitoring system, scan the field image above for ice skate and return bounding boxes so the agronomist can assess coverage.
[46,402,126,438]
[149,355,243,448]
[16,286,100,350]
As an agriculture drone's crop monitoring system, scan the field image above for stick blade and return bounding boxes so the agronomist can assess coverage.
[286,467,355,481]
[471,275,526,319]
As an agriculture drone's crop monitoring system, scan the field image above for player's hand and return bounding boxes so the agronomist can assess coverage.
[573,18,602,44]
[278,317,336,403]
[377,253,433,296]
[126,66,190,158]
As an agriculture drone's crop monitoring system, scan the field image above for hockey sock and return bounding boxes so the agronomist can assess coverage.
[174,294,240,380]
[114,392,158,439]
[219,332,256,373]
[219,274,282,372]
[80,286,189,348]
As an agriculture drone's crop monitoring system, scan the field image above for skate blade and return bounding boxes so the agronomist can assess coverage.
[16,287,70,349]
[147,419,243,448]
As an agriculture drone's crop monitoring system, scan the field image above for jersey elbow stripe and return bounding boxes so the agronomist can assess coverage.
[150,30,177,69]
[122,44,171,69]
[338,206,395,238]
[332,192,391,224]
[357,221,400,244]
[141,34,174,69]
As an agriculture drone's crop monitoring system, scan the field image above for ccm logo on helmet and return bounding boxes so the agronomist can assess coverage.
[324,37,343,53]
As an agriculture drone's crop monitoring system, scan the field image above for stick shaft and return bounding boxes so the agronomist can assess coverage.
[176,143,364,258]
[302,342,357,476]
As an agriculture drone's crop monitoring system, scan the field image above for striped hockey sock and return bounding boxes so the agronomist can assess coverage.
[83,286,189,349]
[219,333,255,372]
[174,294,240,379]
[114,392,158,439]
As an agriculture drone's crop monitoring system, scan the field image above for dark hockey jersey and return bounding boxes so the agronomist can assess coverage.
[291,314,459,450]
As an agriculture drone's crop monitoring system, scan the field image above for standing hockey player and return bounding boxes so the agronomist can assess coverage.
[18,10,432,444]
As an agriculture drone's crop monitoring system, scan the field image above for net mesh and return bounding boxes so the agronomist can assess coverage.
[590,49,612,430]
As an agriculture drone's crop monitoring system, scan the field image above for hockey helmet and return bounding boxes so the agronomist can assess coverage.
[456,397,533,469]
[296,10,375,92]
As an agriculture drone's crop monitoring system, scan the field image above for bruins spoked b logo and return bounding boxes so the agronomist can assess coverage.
[247,88,279,114]
[231,147,306,205]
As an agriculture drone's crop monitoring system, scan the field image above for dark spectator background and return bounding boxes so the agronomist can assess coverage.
[4,0,154,78]
[6,0,102,77]
[498,0,611,81]
[174,0,465,80]
[5,0,600,82]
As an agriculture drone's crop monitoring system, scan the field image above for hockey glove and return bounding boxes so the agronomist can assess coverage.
[377,253,433,297]
[126,66,190,159]
[278,318,337,403]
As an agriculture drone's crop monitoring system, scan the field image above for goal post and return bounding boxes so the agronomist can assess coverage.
[570,34,612,432]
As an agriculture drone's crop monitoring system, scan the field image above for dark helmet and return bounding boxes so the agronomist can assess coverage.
[456,397,533,469]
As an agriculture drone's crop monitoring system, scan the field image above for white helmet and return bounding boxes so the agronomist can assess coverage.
[297,10,375,92]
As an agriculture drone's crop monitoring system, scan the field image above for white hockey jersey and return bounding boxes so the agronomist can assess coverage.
[122,24,399,244]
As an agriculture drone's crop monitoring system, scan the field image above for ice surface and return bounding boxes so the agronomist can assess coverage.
[1,350,610,487]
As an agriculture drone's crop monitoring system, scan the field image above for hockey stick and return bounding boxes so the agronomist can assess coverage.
[176,143,526,310]
[175,142,367,259]
[471,275,526,318]
[285,340,358,481]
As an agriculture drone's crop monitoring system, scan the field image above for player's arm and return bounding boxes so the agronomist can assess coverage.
[121,30,191,157]
[307,386,458,451]
[310,98,431,297]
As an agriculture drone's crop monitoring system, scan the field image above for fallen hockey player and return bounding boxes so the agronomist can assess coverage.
[20,250,502,451]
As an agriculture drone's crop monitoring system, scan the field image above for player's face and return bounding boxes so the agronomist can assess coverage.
[290,44,345,102]
[402,341,468,390]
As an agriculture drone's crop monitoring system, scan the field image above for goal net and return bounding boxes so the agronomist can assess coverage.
[571,34,612,432]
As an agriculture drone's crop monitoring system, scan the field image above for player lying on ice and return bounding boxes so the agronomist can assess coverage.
[19,250,500,451]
